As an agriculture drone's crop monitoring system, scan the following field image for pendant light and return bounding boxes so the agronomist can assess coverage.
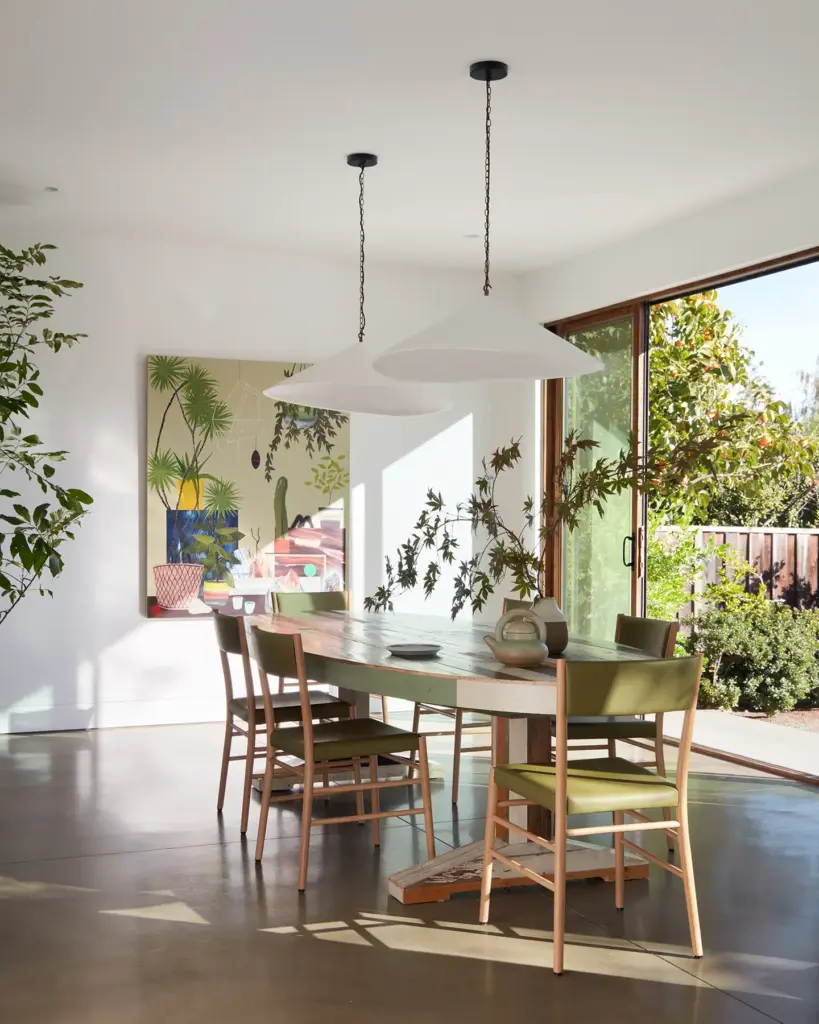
[263,155,450,416]
[374,62,603,384]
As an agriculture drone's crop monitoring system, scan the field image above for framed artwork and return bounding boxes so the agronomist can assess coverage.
[145,357,349,618]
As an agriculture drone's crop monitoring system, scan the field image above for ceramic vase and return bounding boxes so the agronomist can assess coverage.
[532,596,569,654]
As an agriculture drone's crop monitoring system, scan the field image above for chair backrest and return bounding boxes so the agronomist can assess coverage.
[275,591,349,615]
[562,657,701,718]
[250,626,314,747]
[502,597,533,614]
[213,611,254,705]
[553,654,702,811]
[614,614,678,659]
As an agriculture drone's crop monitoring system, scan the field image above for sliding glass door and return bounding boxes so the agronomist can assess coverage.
[551,310,646,639]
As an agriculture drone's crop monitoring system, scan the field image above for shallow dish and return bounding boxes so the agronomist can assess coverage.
[387,643,442,659]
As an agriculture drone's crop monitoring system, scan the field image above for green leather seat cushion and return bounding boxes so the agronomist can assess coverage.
[273,719,420,760]
[230,691,351,726]
[494,758,679,816]
[567,716,657,741]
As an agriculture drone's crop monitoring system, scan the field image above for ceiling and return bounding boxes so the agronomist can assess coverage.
[2,0,819,271]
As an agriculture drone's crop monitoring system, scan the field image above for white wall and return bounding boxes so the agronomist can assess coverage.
[0,223,531,733]
[522,163,819,323]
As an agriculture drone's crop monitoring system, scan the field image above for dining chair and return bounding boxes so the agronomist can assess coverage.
[563,613,679,848]
[274,590,390,723]
[479,654,703,975]
[213,611,353,835]
[251,626,436,889]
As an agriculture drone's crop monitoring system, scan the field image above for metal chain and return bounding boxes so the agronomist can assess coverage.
[483,76,492,296]
[358,164,366,344]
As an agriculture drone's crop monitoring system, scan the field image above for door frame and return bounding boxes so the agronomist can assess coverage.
[542,302,649,617]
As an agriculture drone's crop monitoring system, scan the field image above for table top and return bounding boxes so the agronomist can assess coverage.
[251,611,651,717]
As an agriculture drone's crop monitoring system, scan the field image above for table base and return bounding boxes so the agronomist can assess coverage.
[388,839,650,905]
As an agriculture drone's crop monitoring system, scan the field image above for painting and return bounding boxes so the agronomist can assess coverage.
[145,357,349,618]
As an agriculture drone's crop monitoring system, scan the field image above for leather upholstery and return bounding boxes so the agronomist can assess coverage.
[567,716,657,740]
[272,719,420,760]
[229,691,351,725]
[275,591,347,614]
[615,614,676,658]
[251,628,300,678]
[213,612,243,655]
[564,657,700,717]
[494,758,679,815]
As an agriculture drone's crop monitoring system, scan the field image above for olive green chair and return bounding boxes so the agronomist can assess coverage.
[567,614,679,754]
[251,627,435,889]
[213,611,352,835]
[479,655,703,975]
[274,591,390,723]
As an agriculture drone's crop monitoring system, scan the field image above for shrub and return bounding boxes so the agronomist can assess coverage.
[687,603,819,714]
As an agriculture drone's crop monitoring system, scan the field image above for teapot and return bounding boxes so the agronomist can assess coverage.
[484,608,549,668]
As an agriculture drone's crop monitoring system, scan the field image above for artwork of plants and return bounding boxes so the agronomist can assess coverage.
[145,357,349,618]
[0,242,92,627]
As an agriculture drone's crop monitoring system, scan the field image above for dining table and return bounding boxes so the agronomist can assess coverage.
[251,608,653,904]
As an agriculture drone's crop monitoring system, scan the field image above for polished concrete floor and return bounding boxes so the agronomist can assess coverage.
[1,721,818,1023]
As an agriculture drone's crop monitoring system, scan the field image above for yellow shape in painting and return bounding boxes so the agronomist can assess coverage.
[176,478,203,510]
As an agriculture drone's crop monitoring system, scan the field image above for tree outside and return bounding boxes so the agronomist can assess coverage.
[648,289,819,714]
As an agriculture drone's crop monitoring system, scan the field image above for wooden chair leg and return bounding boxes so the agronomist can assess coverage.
[654,724,674,852]
[298,763,315,891]
[553,806,567,975]
[380,694,389,724]
[607,738,617,758]
[217,716,232,811]
[370,755,381,846]
[408,702,422,778]
[254,757,274,862]
[479,768,498,925]
[451,709,463,805]
[353,759,365,821]
[677,805,703,957]
[417,736,436,860]
[278,675,285,694]
[614,810,625,910]
[240,721,256,835]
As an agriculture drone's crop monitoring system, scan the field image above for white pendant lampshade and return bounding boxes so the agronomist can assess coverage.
[375,60,604,387]
[263,152,450,418]
[262,345,449,416]
[373,296,603,383]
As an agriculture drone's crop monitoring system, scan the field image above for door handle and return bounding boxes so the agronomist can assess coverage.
[622,534,635,569]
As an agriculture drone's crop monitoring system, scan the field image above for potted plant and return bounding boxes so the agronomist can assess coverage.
[147,356,242,610]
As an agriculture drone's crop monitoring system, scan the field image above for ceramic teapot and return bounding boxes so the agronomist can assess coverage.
[484,608,549,668]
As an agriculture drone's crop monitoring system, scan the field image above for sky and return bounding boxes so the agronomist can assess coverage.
[713,261,819,411]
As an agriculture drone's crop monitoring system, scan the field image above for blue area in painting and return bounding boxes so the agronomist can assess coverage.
[166,510,239,581]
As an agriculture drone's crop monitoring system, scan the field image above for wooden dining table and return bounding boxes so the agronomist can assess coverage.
[252,609,653,904]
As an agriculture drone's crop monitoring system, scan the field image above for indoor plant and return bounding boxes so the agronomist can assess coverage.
[0,242,92,626]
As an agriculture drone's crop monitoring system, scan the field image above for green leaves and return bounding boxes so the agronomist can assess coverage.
[147,449,179,495]
[1,242,91,625]
[204,477,241,514]
[148,355,187,392]
[304,453,350,503]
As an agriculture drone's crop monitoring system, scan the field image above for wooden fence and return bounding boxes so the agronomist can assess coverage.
[655,526,819,611]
